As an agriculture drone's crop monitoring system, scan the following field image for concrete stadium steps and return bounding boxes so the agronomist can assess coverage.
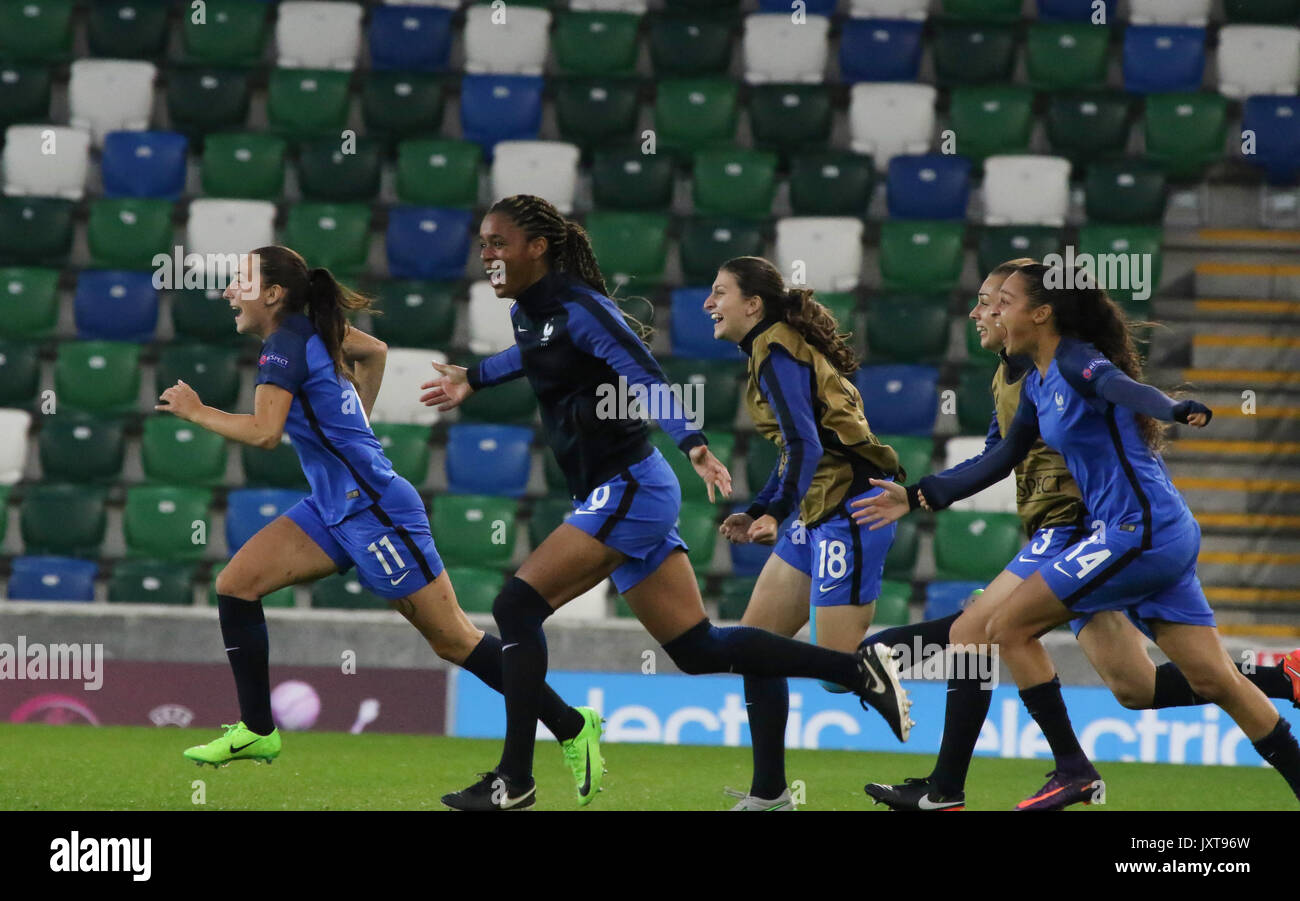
[1194,261,1300,299]
[1158,390,1300,440]
[1194,532,1300,591]
[1191,333,1300,372]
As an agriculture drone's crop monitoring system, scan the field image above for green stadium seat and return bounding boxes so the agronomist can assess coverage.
[1077,224,1163,305]
[38,414,125,483]
[208,561,293,607]
[878,221,966,293]
[1026,23,1111,91]
[179,0,269,66]
[0,0,73,62]
[141,415,228,487]
[267,68,352,142]
[748,85,832,159]
[21,483,106,557]
[664,0,740,11]
[650,428,734,503]
[941,0,1021,20]
[815,291,858,333]
[0,197,74,265]
[297,138,383,203]
[677,499,719,568]
[0,266,59,340]
[957,362,997,434]
[458,354,539,425]
[241,436,308,490]
[87,0,168,58]
[126,485,213,562]
[866,294,951,363]
[170,289,252,345]
[371,280,457,349]
[108,559,196,605]
[1224,0,1300,22]
[933,21,1017,86]
[395,138,482,208]
[156,344,241,410]
[659,357,743,432]
[934,511,1023,581]
[654,78,739,158]
[86,198,174,270]
[310,573,387,610]
[528,496,573,549]
[543,451,569,497]
[876,433,931,484]
[361,72,444,145]
[1085,158,1167,224]
[1045,92,1133,167]
[200,133,286,200]
[883,515,919,580]
[0,340,40,407]
[371,422,431,488]
[650,14,733,76]
[678,217,765,285]
[874,578,912,625]
[584,211,670,290]
[745,433,779,500]
[431,494,518,568]
[281,202,372,276]
[718,575,756,620]
[591,147,674,211]
[976,225,1063,277]
[166,68,251,138]
[55,341,139,415]
[691,148,777,219]
[451,565,504,613]
[0,63,51,127]
[554,77,641,151]
[948,86,1035,164]
[1143,92,1228,181]
[554,11,641,77]
[788,150,875,217]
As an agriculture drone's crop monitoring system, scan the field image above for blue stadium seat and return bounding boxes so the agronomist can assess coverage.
[460,75,544,158]
[855,364,939,436]
[924,580,984,620]
[368,6,453,72]
[1243,95,1300,185]
[886,153,972,220]
[385,207,473,280]
[74,270,159,342]
[728,508,798,577]
[839,19,924,83]
[8,556,97,602]
[445,424,533,497]
[670,287,744,360]
[100,130,188,199]
[760,0,836,11]
[225,488,309,555]
[1037,0,1116,20]
[1123,26,1206,94]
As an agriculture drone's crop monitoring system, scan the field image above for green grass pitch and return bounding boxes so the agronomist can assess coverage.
[0,723,1291,811]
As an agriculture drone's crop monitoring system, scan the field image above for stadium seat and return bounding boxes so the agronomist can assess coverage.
[1129,0,1212,24]
[165,68,252,137]
[849,83,937,171]
[955,362,997,435]
[156,344,242,411]
[464,6,550,76]
[886,154,971,221]
[1225,0,1300,23]
[361,72,445,145]
[923,580,984,620]
[0,408,28,485]
[187,199,277,265]
[141,415,228,487]
[650,13,734,77]
[788,150,875,216]
[370,347,447,426]
[1143,92,1227,181]
[207,561,294,607]
[179,0,269,66]
[37,414,121,483]
[838,18,924,83]
[934,511,1024,581]
[854,364,939,437]
[1085,158,1168,223]
[849,0,929,17]
[933,21,1018,86]
[108,559,195,605]
[100,131,188,200]
[457,352,538,425]
[0,197,73,264]
[296,138,382,203]
[3,124,89,200]
[0,0,73,62]
[1242,95,1300,184]
[309,572,386,610]
[267,69,352,142]
[748,85,832,159]
[276,1,362,70]
[744,13,830,84]
[982,156,1072,227]
[200,133,287,201]
[87,0,168,58]
[371,280,457,349]
[816,291,858,331]
[491,141,581,216]
[395,139,481,209]
[0,341,40,408]
[1122,25,1206,94]
[466,280,517,355]
[67,59,155,146]
[942,0,1022,19]
[386,207,473,281]
[977,226,1063,277]
[878,220,965,293]
[0,266,59,340]
[659,357,743,431]
[445,424,533,497]
[55,341,139,415]
[1217,25,1300,98]
[0,63,52,129]
[86,198,173,270]
[947,86,1034,165]
[73,270,158,342]
[21,483,107,556]
[654,78,739,158]
[651,429,734,504]
[554,11,641,77]
[368,5,453,72]
[371,422,431,488]
[241,436,308,490]
[449,566,504,613]
[676,499,719,568]
[678,217,766,284]
[775,217,865,292]
[431,494,518,568]
[528,496,574,550]
[591,147,674,211]
[882,514,918,580]
[670,287,744,360]
[871,578,911,625]
[170,288,249,345]
[225,488,306,555]
[1044,92,1133,167]
[877,433,931,484]
[281,202,371,276]
[584,211,670,291]
[761,0,834,10]
[866,294,951,364]
[1076,224,1163,304]
[460,75,545,158]
[944,434,1018,513]
[1026,22,1112,91]
[744,434,778,499]
[691,148,778,219]
[8,556,96,602]
[554,77,641,151]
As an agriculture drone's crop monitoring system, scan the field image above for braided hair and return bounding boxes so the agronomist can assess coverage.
[487,194,608,296]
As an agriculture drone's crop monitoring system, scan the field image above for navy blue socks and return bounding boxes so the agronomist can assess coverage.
[217,594,274,736]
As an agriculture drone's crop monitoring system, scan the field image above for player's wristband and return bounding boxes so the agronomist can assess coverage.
[744,503,768,520]
[905,484,922,511]
[678,432,708,455]
[466,363,485,392]
[1171,400,1212,425]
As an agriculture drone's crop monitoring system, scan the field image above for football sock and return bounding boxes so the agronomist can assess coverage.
[661,619,859,688]
[1252,717,1300,801]
[1150,660,1292,708]
[492,577,555,783]
[929,652,993,797]
[1019,675,1092,775]
[864,613,960,668]
[744,675,789,799]
[462,633,584,743]
[216,594,274,736]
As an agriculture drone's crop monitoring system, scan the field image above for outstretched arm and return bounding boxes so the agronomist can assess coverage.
[157,381,293,449]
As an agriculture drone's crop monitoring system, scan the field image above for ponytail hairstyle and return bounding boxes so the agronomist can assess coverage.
[1012,262,1167,452]
[720,256,858,376]
[252,244,375,385]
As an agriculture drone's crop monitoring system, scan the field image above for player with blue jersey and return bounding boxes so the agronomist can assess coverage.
[854,262,1300,807]
[160,246,603,804]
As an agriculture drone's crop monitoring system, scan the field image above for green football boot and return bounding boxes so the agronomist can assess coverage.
[559,706,605,806]
[183,721,281,767]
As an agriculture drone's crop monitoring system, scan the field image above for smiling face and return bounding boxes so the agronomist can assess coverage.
[970,272,1009,353]
[479,212,548,299]
[994,270,1054,357]
[703,267,764,344]
[223,252,281,339]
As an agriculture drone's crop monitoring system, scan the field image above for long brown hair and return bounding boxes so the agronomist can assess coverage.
[721,256,858,376]
[1012,262,1166,452]
[254,244,374,384]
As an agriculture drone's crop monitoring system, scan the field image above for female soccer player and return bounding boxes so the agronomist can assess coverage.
[854,262,1300,807]
[159,246,604,806]
[419,195,911,810]
[704,256,909,810]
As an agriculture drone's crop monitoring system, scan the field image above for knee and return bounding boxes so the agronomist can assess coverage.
[663,620,717,675]
[215,565,257,600]
[1108,680,1150,710]
[1183,669,1233,705]
[491,577,551,633]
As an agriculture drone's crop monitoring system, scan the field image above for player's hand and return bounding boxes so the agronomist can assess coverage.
[419,361,473,410]
[1172,399,1213,428]
[746,514,779,546]
[849,478,912,530]
[720,513,753,544]
[156,379,202,420]
[689,444,732,503]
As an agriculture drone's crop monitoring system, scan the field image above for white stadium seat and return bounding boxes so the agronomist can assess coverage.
[944,436,1018,514]
[0,409,32,485]
[68,60,156,147]
[982,155,1072,227]
[467,280,517,355]
[775,217,865,293]
[849,83,936,171]
[1217,26,1300,99]
[490,141,581,215]
[276,1,363,70]
[744,14,830,84]
[570,0,647,12]
[849,0,930,19]
[371,347,447,426]
[1128,0,1212,25]
[463,6,551,76]
[3,125,90,199]
[186,200,276,277]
